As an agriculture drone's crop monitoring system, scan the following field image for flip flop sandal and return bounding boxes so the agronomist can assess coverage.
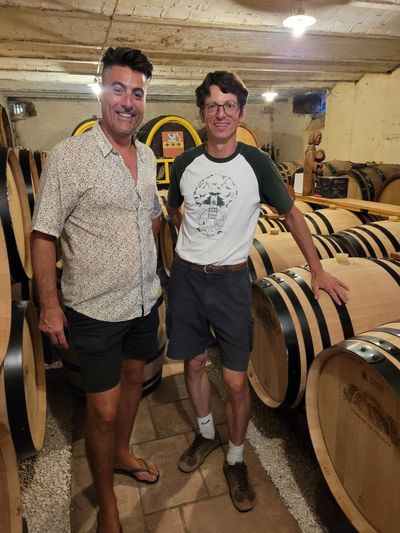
[114,458,160,484]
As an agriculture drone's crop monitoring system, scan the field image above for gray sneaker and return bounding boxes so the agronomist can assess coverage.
[223,461,256,512]
[178,431,221,473]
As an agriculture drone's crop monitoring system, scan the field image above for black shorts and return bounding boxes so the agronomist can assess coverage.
[166,260,253,372]
[65,303,159,393]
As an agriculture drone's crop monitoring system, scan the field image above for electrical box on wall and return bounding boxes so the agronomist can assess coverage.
[293,93,326,116]
[9,100,37,120]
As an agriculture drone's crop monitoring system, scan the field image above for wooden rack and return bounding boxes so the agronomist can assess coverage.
[296,195,400,218]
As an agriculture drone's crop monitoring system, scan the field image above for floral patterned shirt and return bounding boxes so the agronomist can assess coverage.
[32,122,161,321]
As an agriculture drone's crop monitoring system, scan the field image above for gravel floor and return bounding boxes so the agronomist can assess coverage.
[18,363,72,533]
[19,354,327,533]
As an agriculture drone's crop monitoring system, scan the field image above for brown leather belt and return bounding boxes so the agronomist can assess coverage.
[174,255,248,274]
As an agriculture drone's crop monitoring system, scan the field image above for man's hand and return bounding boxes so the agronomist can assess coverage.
[311,270,350,305]
[39,304,69,349]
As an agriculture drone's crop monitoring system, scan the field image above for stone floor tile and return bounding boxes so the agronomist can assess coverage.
[130,399,157,445]
[147,373,190,406]
[150,393,226,438]
[145,508,186,533]
[132,434,209,514]
[113,481,144,533]
[71,454,93,497]
[182,482,301,533]
[70,455,97,533]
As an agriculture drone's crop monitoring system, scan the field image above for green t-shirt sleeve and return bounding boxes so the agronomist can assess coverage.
[242,145,294,214]
[168,161,183,208]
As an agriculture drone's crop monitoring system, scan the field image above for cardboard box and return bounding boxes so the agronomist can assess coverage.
[315,175,348,198]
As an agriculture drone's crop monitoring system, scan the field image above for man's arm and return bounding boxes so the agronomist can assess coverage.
[166,205,183,229]
[284,205,349,304]
[31,230,68,348]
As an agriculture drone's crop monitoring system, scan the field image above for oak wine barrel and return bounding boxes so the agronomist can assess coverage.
[333,220,400,259]
[248,232,350,280]
[306,322,400,533]
[276,161,303,187]
[139,115,202,186]
[0,220,11,367]
[198,123,260,148]
[0,104,14,148]
[15,148,40,216]
[293,200,314,214]
[322,160,400,204]
[0,368,22,533]
[303,207,378,235]
[236,123,260,147]
[4,300,46,459]
[248,257,400,409]
[0,146,32,282]
[71,117,97,136]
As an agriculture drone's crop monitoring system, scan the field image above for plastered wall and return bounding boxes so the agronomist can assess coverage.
[324,69,400,163]
[2,67,399,164]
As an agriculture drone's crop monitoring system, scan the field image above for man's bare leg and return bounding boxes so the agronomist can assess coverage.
[114,358,158,481]
[85,386,121,533]
[184,352,210,417]
[222,368,251,445]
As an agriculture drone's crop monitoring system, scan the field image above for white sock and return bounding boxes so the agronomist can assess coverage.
[197,413,215,440]
[226,441,244,465]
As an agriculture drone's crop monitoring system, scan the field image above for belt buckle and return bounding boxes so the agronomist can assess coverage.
[203,264,210,273]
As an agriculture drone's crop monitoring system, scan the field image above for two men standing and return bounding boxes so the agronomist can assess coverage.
[32,47,348,528]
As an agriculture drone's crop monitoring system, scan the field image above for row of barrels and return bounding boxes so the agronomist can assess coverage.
[156,186,400,531]
[1,219,45,533]
[278,158,400,205]
[250,257,400,533]
[249,202,400,533]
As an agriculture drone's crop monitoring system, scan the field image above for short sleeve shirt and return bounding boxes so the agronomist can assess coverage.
[32,122,162,321]
[168,142,293,265]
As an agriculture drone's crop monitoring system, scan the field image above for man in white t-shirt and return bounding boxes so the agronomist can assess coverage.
[166,71,349,512]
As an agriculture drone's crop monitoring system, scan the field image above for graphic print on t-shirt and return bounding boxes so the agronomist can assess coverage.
[193,174,238,238]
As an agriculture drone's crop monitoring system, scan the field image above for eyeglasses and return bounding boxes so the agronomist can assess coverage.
[204,102,240,116]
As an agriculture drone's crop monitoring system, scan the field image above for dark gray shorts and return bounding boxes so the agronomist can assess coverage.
[166,260,253,372]
[65,303,159,393]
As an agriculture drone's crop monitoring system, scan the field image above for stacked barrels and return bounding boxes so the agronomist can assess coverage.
[0,145,46,454]
[0,218,22,533]
[244,196,400,530]
[322,160,400,205]
[278,159,400,206]
[0,119,49,532]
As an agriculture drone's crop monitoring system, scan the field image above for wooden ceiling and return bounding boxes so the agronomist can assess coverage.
[0,0,399,100]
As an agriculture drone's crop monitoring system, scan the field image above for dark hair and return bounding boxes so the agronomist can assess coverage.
[101,47,153,81]
[195,71,248,110]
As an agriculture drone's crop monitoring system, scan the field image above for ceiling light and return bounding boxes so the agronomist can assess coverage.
[262,91,278,103]
[283,1,316,36]
[88,77,101,96]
